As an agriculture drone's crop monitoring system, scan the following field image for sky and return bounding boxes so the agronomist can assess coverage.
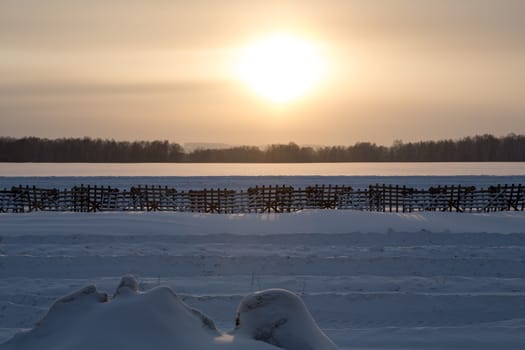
[1,0,524,146]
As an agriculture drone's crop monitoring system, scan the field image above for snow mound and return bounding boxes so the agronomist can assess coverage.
[2,277,337,350]
[114,273,140,296]
[233,289,338,350]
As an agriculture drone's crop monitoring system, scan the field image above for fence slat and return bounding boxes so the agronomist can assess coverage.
[1,184,523,214]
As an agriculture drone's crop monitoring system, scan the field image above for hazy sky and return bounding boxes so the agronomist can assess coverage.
[1,0,524,146]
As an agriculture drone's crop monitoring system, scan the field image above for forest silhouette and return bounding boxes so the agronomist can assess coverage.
[1,134,524,162]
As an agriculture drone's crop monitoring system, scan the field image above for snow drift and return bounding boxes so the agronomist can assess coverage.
[2,276,338,350]
[233,289,338,350]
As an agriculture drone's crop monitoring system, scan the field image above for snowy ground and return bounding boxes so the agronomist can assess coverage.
[2,175,525,190]
[1,210,525,349]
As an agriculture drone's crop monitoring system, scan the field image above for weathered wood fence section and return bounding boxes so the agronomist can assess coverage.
[0,184,523,214]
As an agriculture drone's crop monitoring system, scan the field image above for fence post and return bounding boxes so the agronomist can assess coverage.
[5,183,525,214]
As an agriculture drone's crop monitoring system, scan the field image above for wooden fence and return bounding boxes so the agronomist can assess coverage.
[0,184,523,214]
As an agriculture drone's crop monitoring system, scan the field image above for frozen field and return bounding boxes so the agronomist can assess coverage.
[3,175,525,191]
[2,162,525,191]
[1,210,525,349]
[3,162,525,177]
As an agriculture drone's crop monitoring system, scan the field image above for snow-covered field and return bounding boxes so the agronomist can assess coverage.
[3,175,525,191]
[2,162,525,190]
[2,162,525,177]
[1,210,525,349]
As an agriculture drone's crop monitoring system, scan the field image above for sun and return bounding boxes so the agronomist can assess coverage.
[237,34,326,103]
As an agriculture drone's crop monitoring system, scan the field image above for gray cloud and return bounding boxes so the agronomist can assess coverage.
[0,81,230,97]
[1,0,524,51]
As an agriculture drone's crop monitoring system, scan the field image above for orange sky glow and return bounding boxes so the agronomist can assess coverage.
[1,0,524,146]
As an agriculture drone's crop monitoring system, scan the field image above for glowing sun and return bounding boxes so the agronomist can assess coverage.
[238,34,326,103]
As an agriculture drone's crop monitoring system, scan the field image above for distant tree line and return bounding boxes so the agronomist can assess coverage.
[0,134,524,162]
[0,137,184,162]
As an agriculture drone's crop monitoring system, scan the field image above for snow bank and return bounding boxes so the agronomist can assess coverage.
[1,210,525,238]
[2,276,337,350]
[234,289,338,350]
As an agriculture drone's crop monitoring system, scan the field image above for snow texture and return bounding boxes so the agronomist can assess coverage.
[234,289,338,350]
[1,210,525,349]
[2,276,330,350]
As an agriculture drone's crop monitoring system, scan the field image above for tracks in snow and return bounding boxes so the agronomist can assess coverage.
[1,230,525,336]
